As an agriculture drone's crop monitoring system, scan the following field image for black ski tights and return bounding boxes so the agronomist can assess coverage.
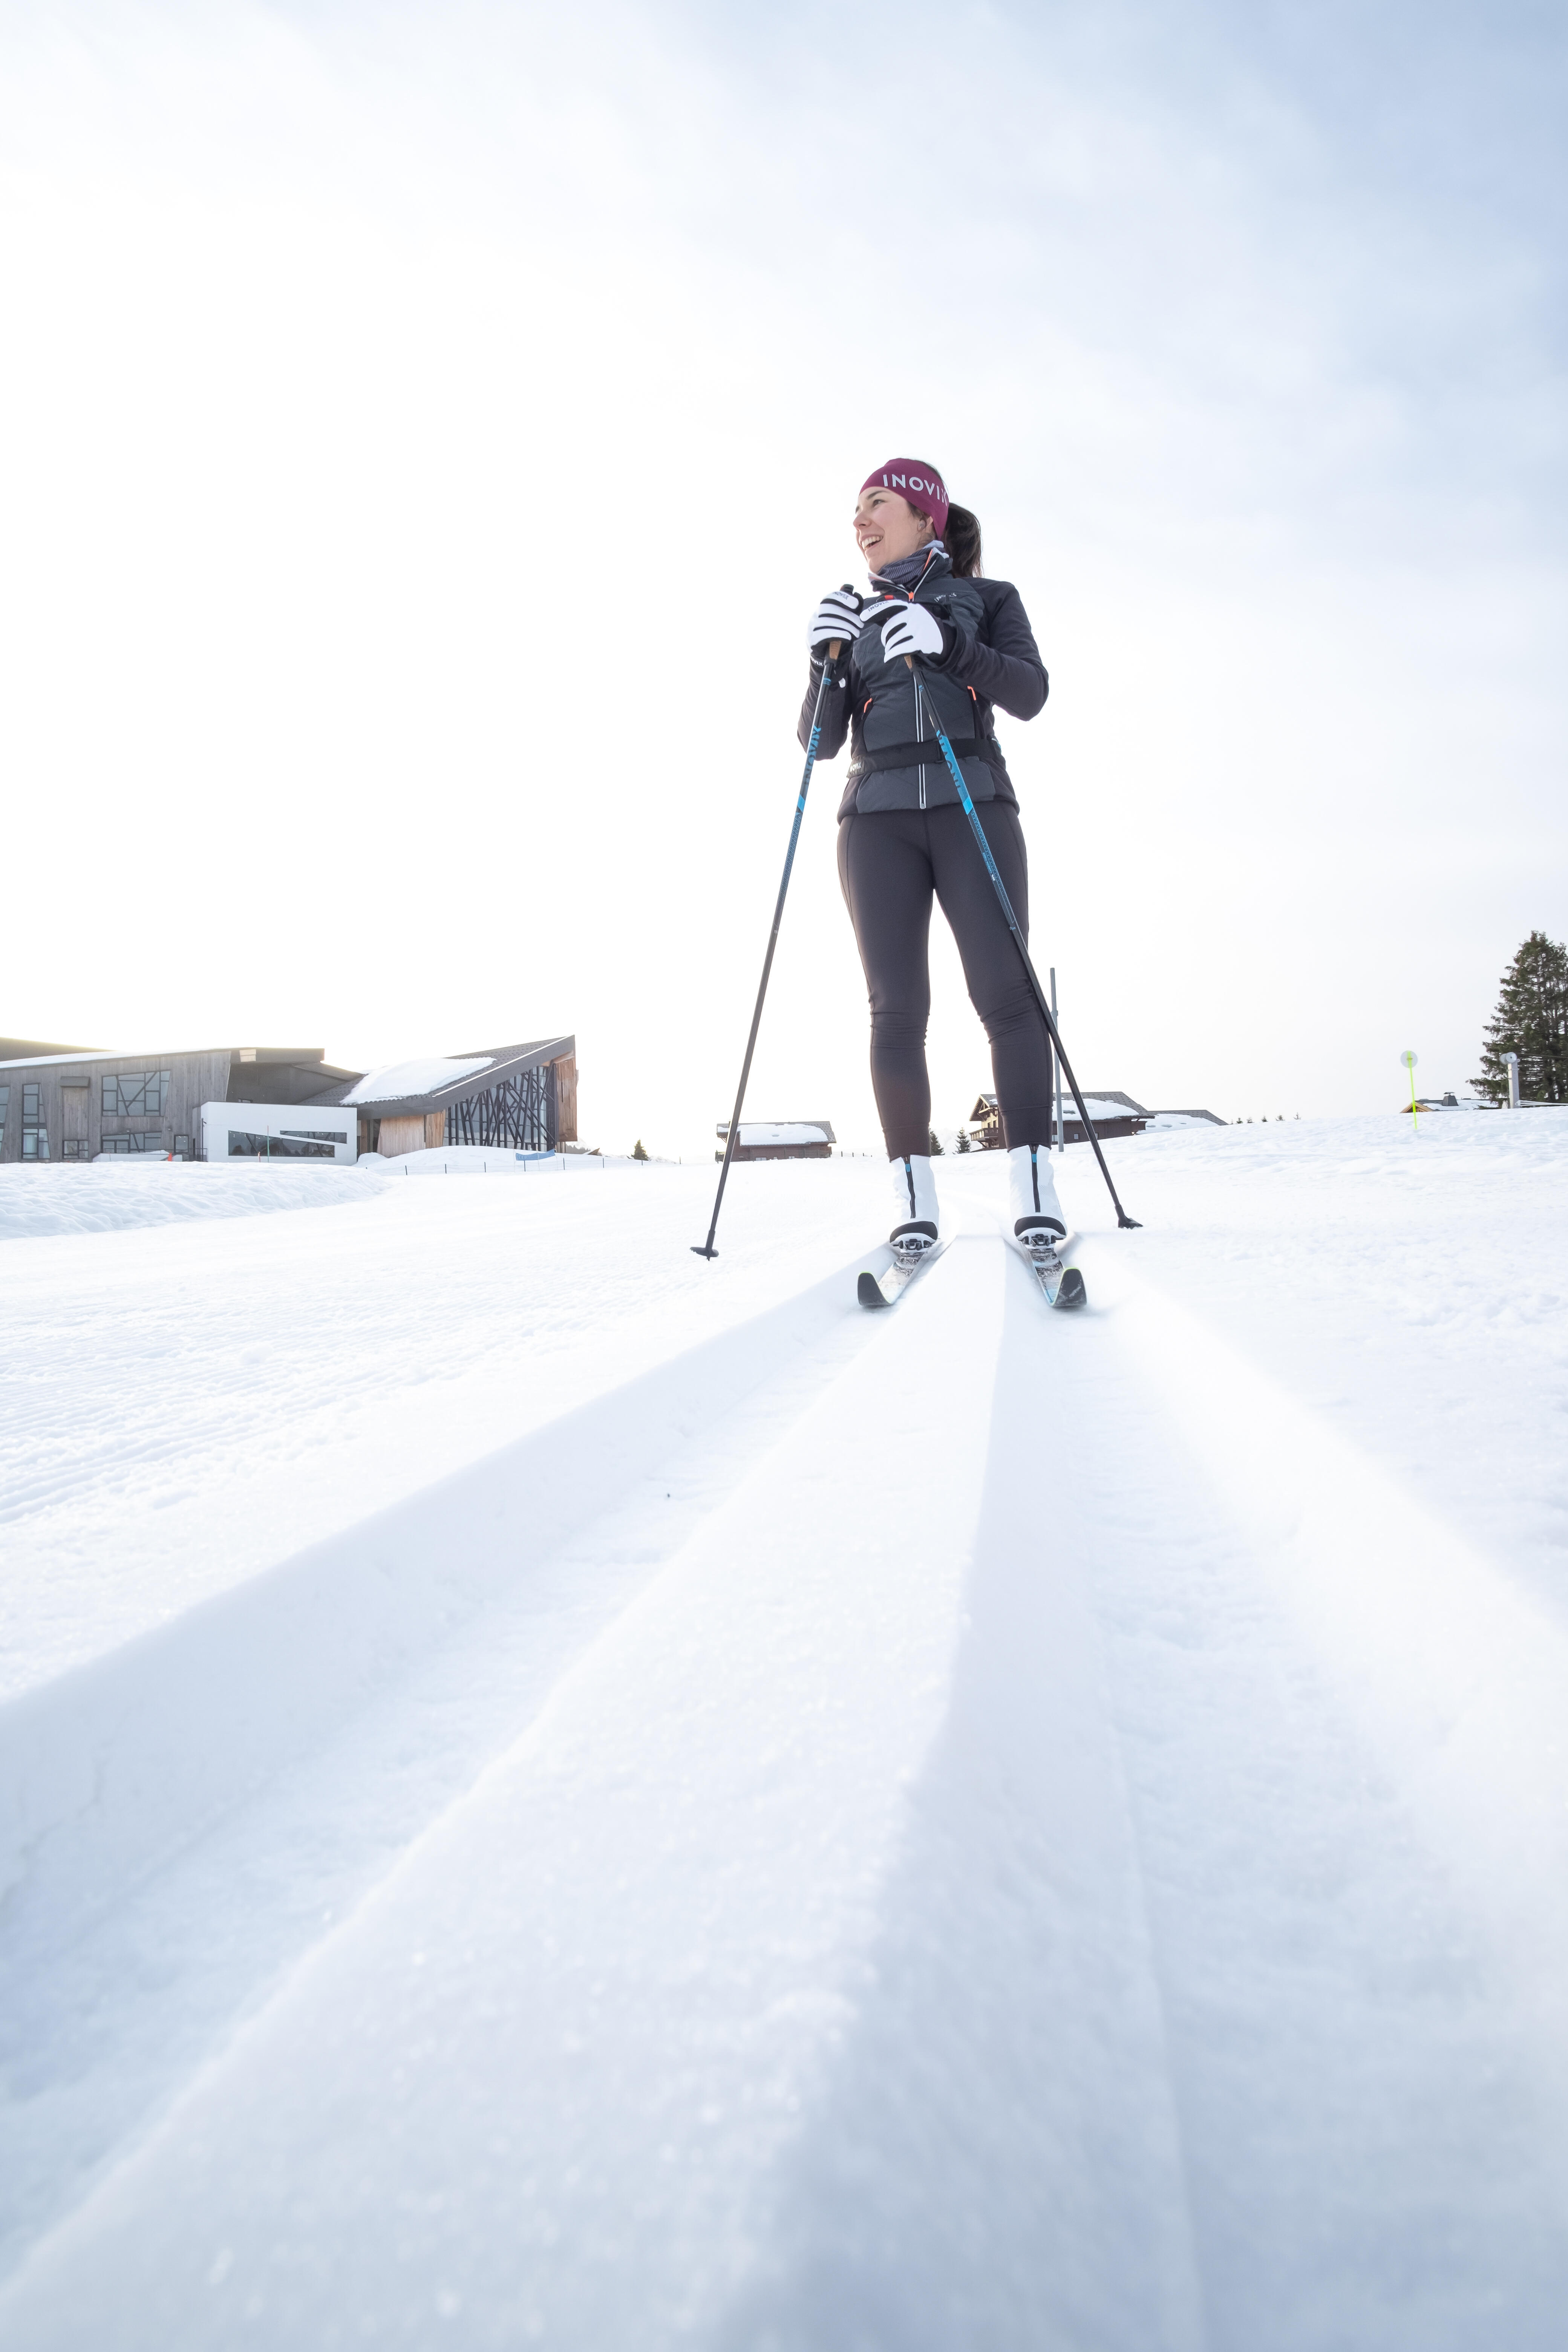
[837,802,1055,1162]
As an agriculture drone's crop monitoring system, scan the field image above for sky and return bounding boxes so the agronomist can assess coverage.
[1,0,1564,1153]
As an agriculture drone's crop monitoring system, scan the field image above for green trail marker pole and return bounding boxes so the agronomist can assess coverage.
[1401,1048,1418,1132]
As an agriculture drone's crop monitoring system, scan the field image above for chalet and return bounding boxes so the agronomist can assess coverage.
[716,1120,836,1162]
[0,1036,577,1165]
[969,1090,1149,1147]
[968,1091,1223,1147]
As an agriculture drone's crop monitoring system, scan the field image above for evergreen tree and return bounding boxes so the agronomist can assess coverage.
[956,1129,971,1154]
[1473,931,1568,1103]
[632,1138,649,1161]
[928,1128,944,1155]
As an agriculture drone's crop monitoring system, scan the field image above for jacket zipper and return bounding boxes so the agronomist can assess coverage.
[910,577,929,809]
[914,632,925,809]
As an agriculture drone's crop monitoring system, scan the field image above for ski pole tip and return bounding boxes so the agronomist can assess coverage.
[691,1244,719,1259]
[1117,1213,1143,1229]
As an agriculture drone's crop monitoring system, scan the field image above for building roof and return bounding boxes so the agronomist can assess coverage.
[717,1120,836,1147]
[0,1037,99,1064]
[970,1089,1150,1123]
[309,1037,574,1119]
[0,1044,359,1077]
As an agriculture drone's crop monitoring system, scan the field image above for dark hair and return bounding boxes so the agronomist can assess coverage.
[944,503,982,577]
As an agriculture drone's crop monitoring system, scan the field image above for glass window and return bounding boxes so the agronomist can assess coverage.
[0,1086,9,1127]
[228,1130,335,1158]
[101,1070,172,1118]
[279,1129,348,1145]
[21,1084,48,1159]
[98,1133,167,1155]
[173,1136,192,1159]
[61,1139,87,1160]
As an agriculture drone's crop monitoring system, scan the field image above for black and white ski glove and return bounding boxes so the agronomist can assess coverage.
[808,588,864,653]
[878,602,946,663]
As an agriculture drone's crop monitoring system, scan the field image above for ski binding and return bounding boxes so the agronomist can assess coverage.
[1017,1231,1087,1311]
[858,1238,949,1310]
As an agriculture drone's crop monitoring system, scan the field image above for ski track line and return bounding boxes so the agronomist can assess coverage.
[0,1234,1215,2352]
[0,1251,901,2266]
[1075,1235,1568,2011]
[11,1188,1567,2344]
[0,1257,870,1948]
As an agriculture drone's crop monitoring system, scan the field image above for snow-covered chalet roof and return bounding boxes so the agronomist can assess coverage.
[717,1121,836,1148]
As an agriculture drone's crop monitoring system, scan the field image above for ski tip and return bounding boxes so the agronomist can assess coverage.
[1052,1267,1088,1311]
[858,1269,891,1309]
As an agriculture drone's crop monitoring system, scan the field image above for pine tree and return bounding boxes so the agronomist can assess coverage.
[1473,931,1568,1103]
[632,1138,649,1161]
[956,1129,971,1154]
[928,1128,944,1155]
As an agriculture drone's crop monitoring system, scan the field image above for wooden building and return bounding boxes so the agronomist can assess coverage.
[968,1090,1224,1146]
[715,1120,836,1162]
[968,1089,1151,1148]
[314,1038,577,1159]
[0,1036,578,1165]
[0,1045,361,1164]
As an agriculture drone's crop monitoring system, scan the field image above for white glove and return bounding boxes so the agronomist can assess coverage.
[808,587,863,653]
[877,601,946,663]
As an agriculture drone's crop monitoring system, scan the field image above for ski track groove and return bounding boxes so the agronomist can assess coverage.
[4,1145,1568,2345]
[0,1245,907,2287]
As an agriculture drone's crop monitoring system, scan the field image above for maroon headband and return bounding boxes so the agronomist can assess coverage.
[859,459,949,541]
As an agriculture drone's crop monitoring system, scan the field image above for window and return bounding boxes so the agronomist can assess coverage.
[173,1135,192,1159]
[279,1129,348,1145]
[102,1070,171,1118]
[227,1130,336,1158]
[21,1083,47,1160]
[98,1133,168,1155]
[0,1086,9,1130]
[61,1139,87,1161]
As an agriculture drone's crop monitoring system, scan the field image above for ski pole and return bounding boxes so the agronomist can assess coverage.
[693,611,852,1258]
[906,658,1141,1230]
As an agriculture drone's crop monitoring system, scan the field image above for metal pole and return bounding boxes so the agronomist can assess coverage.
[905,662,1141,1228]
[1505,1051,1521,1109]
[1050,966,1064,1152]
[692,624,850,1259]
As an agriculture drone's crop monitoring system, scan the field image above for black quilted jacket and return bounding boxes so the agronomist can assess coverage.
[798,550,1048,819]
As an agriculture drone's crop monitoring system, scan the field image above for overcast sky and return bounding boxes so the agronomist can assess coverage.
[2,0,1563,1150]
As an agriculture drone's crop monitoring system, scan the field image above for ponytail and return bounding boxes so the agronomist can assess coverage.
[944,504,982,578]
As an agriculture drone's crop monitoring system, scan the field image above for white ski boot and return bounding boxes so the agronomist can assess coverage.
[1008,1142,1066,1274]
[889,1153,940,1269]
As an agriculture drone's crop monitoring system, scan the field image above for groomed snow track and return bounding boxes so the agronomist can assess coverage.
[3,1155,1568,2348]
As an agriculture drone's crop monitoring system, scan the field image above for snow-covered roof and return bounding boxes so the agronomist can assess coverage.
[1076,1097,1147,1122]
[718,1121,836,1147]
[0,1048,130,1070]
[969,1089,1152,1123]
[310,1038,575,1116]
[344,1057,495,1106]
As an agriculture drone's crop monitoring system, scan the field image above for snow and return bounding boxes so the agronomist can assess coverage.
[1073,1094,1147,1121]
[2,1115,1567,2346]
[0,1157,384,1242]
[343,1055,493,1103]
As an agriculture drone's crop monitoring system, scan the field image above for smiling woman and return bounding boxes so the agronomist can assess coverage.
[802,458,1067,1274]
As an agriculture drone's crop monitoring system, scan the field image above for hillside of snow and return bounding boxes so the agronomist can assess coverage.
[2,1115,1566,2348]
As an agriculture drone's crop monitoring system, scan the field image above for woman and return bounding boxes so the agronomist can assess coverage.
[801,458,1066,1270]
